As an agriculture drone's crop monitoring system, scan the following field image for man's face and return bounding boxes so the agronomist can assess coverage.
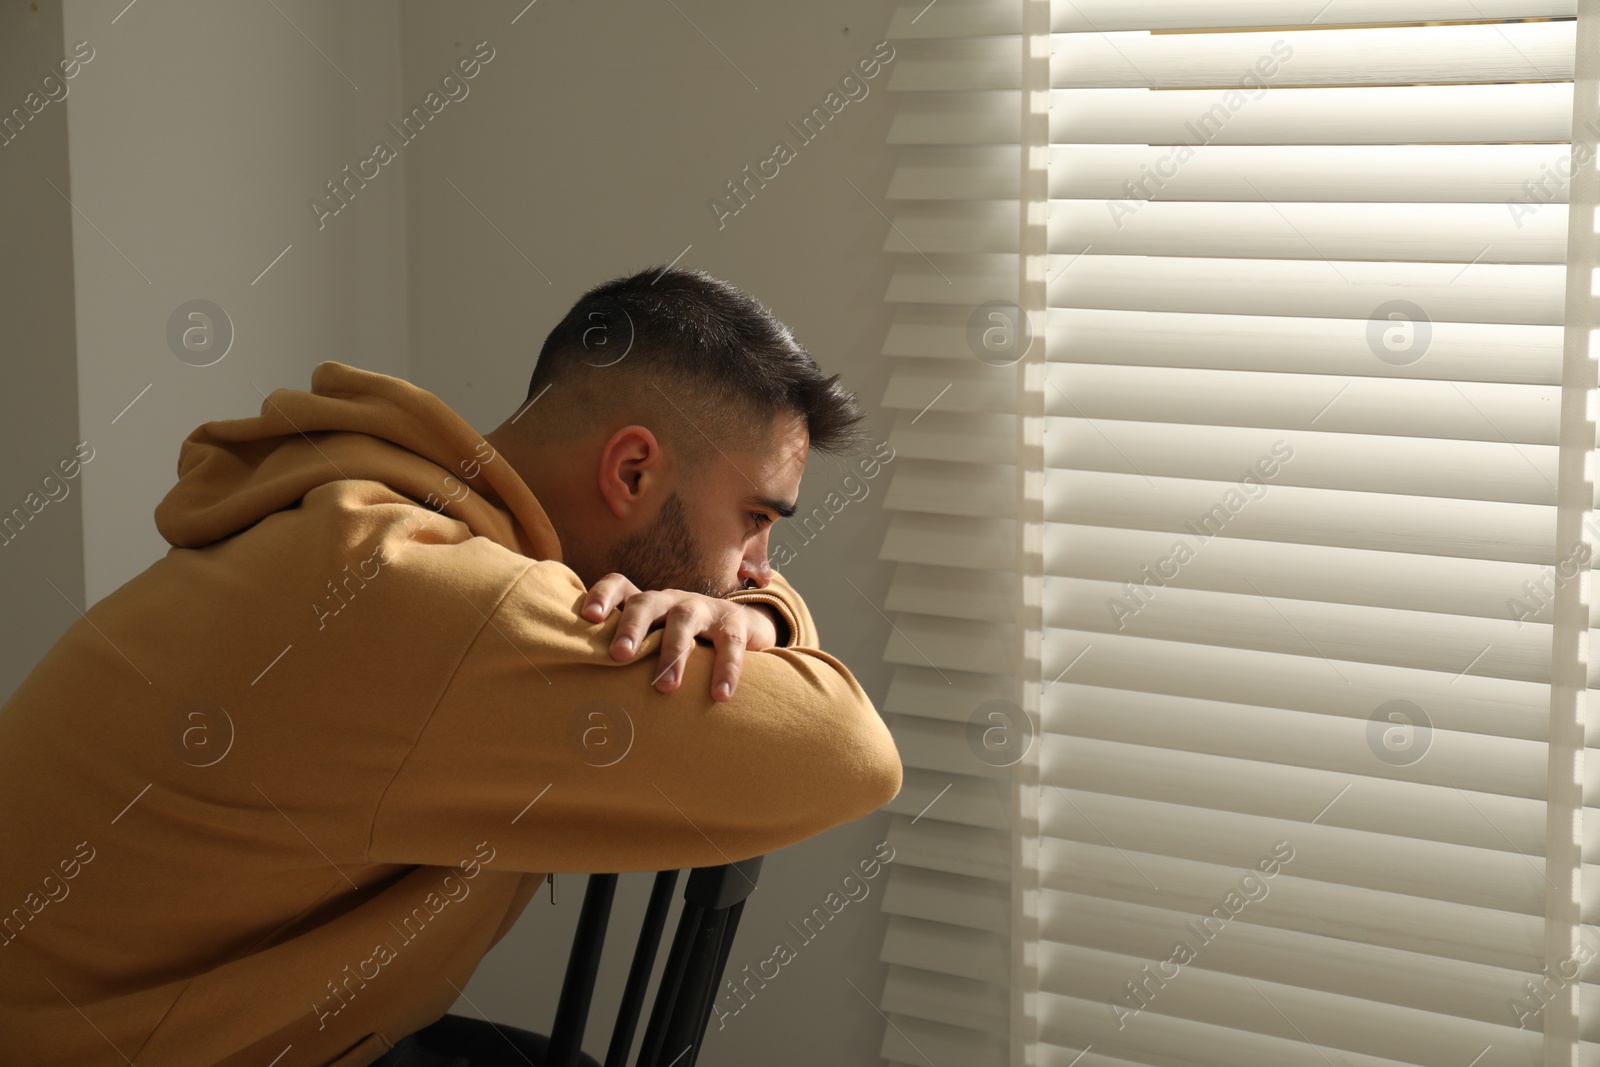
[607,411,808,599]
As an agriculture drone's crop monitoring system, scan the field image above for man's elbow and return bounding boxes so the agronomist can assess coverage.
[749,659,903,843]
[770,713,902,849]
[773,752,900,852]
[869,734,903,810]
[837,715,903,823]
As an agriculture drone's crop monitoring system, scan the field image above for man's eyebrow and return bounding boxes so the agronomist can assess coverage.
[749,493,798,519]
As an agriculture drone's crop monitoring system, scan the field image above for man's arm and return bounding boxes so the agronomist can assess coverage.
[365,561,901,874]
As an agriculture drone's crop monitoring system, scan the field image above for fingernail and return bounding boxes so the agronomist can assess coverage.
[618,637,633,652]
[715,681,731,699]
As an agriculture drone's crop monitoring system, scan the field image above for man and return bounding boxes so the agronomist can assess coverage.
[0,265,903,1066]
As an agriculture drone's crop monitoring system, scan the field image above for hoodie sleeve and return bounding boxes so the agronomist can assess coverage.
[365,560,903,874]
[723,568,810,648]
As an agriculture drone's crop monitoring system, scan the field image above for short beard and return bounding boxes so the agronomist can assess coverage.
[607,488,732,598]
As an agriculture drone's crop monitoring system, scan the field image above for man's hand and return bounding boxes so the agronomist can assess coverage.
[578,573,780,702]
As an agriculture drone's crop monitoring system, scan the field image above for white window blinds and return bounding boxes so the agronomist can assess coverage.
[871,1,1600,1064]
[870,3,1039,1064]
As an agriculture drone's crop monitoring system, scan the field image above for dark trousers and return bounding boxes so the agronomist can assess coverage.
[370,1013,601,1067]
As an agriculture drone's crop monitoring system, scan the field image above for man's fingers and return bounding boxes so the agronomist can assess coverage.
[579,576,612,620]
[651,643,693,692]
[580,574,640,635]
[591,587,752,699]
[712,629,746,702]
[610,589,659,660]
[652,601,705,689]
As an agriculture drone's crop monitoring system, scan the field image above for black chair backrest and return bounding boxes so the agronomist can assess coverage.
[545,856,764,1067]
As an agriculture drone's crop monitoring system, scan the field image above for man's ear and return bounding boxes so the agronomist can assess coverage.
[597,424,663,520]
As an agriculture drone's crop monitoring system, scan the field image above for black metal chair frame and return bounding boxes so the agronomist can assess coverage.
[543,855,764,1067]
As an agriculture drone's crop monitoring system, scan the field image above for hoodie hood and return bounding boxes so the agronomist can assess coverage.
[154,361,562,562]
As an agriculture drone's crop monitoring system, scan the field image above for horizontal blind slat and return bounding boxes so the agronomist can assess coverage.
[878,510,1018,572]
[1044,840,1541,972]
[1038,469,1555,561]
[1045,255,1567,324]
[1041,420,1559,504]
[883,967,1009,1041]
[1036,963,1534,1064]
[888,0,1580,37]
[1039,910,1538,1038]
[1052,83,1574,144]
[1045,585,1552,682]
[1041,308,1564,385]
[1045,732,1545,837]
[1046,676,1545,747]
[1050,144,1579,204]
[884,914,1010,983]
[1042,790,1547,915]
[1052,22,1575,89]
[1048,200,1569,263]
[1042,366,1562,441]
[890,23,1576,91]
[880,304,1566,384]
[1051,0,1577,31]
[1045,524,1562,625]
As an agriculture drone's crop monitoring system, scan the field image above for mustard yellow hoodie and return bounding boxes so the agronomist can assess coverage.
[0,361,903,1066]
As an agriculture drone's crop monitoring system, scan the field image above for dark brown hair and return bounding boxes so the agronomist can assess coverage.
[523,265,868,473]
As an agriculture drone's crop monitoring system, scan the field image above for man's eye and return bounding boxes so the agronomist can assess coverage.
[750,512,771,529]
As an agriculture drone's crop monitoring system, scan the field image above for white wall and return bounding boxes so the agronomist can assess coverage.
[62,0,409,604]
[51,1,904,1062]
[0,2,86,700]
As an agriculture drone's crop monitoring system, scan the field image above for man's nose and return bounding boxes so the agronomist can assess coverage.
[738,558,772,589]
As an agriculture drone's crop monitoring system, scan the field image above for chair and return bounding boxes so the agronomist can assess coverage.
[543,855,764,1067]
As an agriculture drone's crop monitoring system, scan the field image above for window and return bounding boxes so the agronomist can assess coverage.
[872,1,1600,1063]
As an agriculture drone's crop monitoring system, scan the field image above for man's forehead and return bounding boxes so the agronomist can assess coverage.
[777,413,809,462]
[749,409,808,469]
[726,413,807,507]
